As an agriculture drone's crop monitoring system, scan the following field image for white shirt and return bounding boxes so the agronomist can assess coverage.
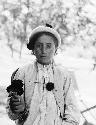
[7,61,80,125]
[24,62,62,125]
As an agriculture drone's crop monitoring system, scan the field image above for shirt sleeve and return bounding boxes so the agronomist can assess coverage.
[62,72,80,125]
[6,67,25,121]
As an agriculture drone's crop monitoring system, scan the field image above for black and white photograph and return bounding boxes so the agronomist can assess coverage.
[0,0,96,125]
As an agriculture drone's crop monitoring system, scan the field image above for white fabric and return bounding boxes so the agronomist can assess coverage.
[28,25,61,50]
[7,61,80,125]
[24,62,62,125]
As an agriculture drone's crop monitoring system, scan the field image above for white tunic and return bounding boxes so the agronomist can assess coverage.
[33,83,61,125]
[7,61,80,125]
[24,62,62,125]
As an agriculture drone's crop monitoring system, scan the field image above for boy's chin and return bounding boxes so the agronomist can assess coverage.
[38,60,51,65]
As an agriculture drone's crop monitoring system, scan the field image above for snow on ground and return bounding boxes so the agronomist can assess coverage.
[0,44,96,125]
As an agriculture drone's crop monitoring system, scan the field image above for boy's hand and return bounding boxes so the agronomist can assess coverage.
[10,95,25,114]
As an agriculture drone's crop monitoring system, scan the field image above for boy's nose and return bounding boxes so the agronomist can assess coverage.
[42,46,46,54]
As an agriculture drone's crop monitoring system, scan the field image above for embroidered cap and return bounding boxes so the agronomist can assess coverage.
[27,24,61,50]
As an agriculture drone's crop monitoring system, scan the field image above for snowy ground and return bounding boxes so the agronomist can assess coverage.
[0,43,96,125]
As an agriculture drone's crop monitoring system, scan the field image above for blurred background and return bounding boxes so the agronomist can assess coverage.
[0,0,96,124]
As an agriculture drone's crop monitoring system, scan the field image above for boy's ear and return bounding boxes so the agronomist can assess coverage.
[55,49,58,55]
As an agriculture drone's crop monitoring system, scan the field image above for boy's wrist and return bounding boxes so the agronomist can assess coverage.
[18,107,29,122]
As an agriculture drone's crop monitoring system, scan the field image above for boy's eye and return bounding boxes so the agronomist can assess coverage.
[36,44,41,48]
[47,43,51,48]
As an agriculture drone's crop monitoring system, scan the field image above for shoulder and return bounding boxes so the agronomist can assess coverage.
[18,61,35,73]
[55,64,77,90]
[22,61,35,72]
[11,61,36,80]
[55,64,76,85]
[55,64,72,78]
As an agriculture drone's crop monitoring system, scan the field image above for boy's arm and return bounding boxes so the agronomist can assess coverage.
[6,67,26,121]
[62,72,80,125]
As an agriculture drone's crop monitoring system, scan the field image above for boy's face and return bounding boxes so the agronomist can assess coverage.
[34,34,56,65]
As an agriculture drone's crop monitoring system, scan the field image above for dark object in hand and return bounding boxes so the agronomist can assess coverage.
[46,82,54,91]
[6,80,24,96]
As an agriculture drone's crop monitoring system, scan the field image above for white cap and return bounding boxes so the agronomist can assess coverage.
[27,25,61,50]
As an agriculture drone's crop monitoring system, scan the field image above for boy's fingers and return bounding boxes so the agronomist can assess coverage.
[10,98,19,103]
[12,95,20,99]
[12,101,21,105]
[15,105,25,109]
[13,105,25,113]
